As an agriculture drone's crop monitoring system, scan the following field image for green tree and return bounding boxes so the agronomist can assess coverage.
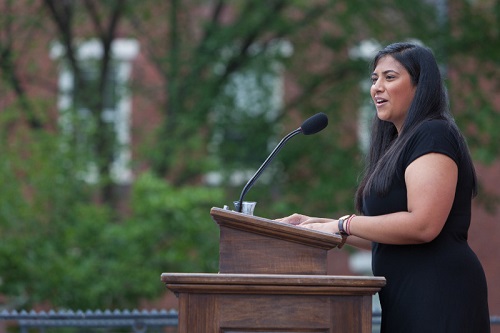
[445,1,500,163]
[0,0,498,310]
[0,127,222,308]
[442,1,500,212]
[43,0,128,210]
[127,0,445,215]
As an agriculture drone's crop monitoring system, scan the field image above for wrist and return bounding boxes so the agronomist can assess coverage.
[346,214,356,236]
[338,215,350,236]
[337,215,351,249]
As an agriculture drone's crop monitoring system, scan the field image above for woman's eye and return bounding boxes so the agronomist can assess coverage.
[371,77,378,84]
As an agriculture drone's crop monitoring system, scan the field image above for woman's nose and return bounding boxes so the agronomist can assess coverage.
[371,80,383,94]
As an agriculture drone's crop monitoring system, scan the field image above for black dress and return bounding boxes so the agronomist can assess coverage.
[363,119,490,333]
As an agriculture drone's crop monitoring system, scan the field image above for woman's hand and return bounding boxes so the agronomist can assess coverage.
[276,213,372,250]
[275,213,311,225]
[276,214,339,234]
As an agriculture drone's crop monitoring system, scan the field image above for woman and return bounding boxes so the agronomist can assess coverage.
[277,42,490,332]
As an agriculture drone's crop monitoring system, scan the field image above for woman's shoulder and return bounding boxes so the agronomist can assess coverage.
[416,118,452,134]
[409,118,457,144]
[402,118,460,167]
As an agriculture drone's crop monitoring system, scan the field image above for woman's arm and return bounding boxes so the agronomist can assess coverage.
[345,236,372,251]
[349,152,457,244]
[278,153,458,246]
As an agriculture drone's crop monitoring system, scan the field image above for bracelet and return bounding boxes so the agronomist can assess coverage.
[346,214,356,235]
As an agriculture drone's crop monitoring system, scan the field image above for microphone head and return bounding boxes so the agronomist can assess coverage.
[300,112,328,135]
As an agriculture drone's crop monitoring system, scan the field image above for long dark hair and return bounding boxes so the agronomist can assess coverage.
[355,42,477,212]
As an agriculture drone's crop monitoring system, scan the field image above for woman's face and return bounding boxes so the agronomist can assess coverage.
[370,55,416,132]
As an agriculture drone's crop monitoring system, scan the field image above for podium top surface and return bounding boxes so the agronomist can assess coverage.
[161,272,386,296]
[210,207,343,250]
[162,272,386,286]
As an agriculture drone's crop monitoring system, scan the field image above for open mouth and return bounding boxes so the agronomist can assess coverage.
[375,98,387,105]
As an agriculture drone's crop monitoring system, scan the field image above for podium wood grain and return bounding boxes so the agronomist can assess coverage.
[211,207,342,275]
[162,208,386,333]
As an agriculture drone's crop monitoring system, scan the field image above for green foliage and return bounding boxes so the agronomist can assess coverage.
[0,124,222,309]
[444,1,500,165]
[0,127,97,307]
[1,0,498,311]
[132,0,446,219]
[127,172,222,275]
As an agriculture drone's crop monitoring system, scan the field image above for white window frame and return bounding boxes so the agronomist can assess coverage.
[205,39,292,186]
[50,38,139,184]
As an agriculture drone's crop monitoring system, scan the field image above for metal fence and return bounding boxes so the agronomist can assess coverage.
[0,309,178,333]
[1,309,499,333]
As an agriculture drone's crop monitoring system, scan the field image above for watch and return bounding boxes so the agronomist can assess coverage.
[336,214,350,249]
[338,215,350,236]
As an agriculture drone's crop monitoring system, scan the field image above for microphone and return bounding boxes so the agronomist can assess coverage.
[235,112,328,212]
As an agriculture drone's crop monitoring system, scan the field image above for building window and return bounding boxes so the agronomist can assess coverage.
[50,39,139,184]
[206,39,292,186]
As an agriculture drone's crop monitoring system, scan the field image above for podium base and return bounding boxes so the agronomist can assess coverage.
[162,273,385,333]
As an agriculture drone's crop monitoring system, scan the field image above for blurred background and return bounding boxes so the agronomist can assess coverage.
[0,0,498,328]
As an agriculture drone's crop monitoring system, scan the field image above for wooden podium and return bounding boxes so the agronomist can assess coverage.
[161,207,385,333]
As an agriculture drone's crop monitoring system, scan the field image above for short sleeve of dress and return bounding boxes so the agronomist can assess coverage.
[402,119,461,170]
